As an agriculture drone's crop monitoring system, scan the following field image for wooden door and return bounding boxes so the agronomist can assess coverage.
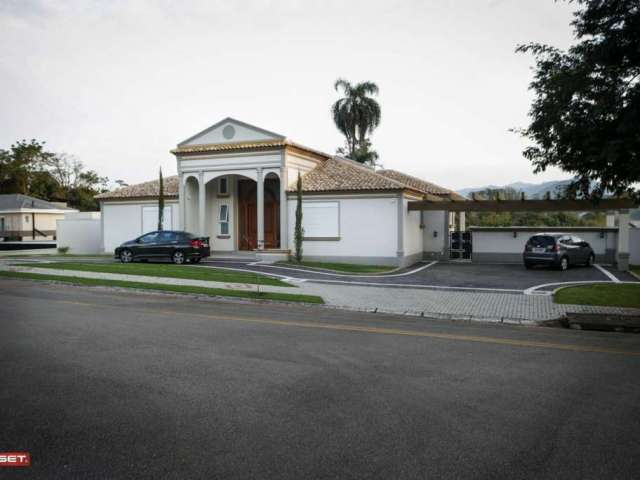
[238,181,257,250]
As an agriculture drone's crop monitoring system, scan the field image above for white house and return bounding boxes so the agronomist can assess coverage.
[97,118,464,266]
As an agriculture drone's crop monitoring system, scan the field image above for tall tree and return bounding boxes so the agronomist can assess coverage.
[158,167,165,231]
[294,172,304,263]
[332,79,381,165]
[516,0,640,200]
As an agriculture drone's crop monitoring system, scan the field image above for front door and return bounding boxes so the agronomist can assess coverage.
[237,179,280,250]
[238,180,257,250]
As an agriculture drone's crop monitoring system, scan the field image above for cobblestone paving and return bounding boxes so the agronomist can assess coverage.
[3,264,639,324]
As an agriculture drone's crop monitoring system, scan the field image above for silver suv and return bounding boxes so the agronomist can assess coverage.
[523,233,595,270]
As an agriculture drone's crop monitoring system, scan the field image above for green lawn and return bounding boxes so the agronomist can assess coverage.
[0,271,323,304]
[555,283,640,309]
[17,262,290,287]
[281,261,395,274]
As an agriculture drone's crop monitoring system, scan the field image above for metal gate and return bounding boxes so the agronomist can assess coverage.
[449,231,472,260]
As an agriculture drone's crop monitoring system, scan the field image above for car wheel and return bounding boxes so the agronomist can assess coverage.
[524,262,533,270]
[559,256,569,271]
[120,249,133,263]
[586,254,595,267]
[191,257,201,264]
[172,250,185,265]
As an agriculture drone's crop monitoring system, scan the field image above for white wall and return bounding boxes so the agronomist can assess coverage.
[472,229,618,263]
[287,195,398,263]
[403,197,423,257]
[102,201,179,252]
[631,229,640,265]
[422,211,447,255]
[204,176,236,251]
[57,212,101,254]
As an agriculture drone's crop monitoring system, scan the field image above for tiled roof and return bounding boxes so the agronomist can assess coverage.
[96,176,179,200]
[377,169,466,200]
[287,157,427,194]
[0,194,74,211]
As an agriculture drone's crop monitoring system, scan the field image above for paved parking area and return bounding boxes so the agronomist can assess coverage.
[201,259,637,294]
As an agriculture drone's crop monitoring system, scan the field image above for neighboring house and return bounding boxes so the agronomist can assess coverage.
[97,118,464,266]
[0,194,77,241]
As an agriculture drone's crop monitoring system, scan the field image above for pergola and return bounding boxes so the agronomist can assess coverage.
[408,197,638,270]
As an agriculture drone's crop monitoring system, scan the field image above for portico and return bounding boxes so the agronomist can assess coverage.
[171,118,325,254]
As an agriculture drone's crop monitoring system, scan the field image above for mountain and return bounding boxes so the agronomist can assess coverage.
[457,180,573,199]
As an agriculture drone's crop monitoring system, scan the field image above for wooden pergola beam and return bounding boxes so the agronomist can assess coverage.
[407,198,637,212]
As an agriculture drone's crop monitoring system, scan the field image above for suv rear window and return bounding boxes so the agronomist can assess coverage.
[527,235,555,248]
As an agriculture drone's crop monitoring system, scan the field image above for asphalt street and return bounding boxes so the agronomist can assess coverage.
[2,279,640,479]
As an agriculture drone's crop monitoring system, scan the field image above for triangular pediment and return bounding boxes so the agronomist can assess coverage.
[178,117,285,146]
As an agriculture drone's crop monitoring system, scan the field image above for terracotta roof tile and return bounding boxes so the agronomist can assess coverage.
[287,157,418,193]
[377,169,466,200]
[96,176,179,200]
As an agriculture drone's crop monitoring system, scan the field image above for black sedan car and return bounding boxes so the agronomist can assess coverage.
[114,231,210,264]
[523,233,595,270]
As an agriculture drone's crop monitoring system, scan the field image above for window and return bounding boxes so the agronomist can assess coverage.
[158,231,177,242]
[218,177,229,196]
[302,202,339,238]
[218,204,229,236]
[25,215,30,223]
[0,218,4,231]
[139,232,159,244]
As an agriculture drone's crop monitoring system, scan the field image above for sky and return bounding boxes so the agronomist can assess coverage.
[0,0,579,191]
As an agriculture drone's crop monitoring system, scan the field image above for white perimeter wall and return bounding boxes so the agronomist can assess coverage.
[403,197,423,257]
[422,211,448,255]
[472,230,618,256]
[631,229,640,265]
[57,212,101,254]
[287,196,398,261]
[102,201,180,252]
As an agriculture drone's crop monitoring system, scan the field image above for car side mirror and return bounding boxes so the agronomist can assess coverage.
[136,238,143,244]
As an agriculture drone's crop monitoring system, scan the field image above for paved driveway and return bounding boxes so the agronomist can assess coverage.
[3,280,640,479]
[202,259,637,294]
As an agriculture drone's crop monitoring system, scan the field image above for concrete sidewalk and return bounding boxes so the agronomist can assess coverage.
[3,264,640,324]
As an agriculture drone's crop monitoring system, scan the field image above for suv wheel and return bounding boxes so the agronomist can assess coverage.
[559,256,569,271]
[120,249,133,263]
[524,261,533,270]
[586,254,595,267]
[172,250,185,265]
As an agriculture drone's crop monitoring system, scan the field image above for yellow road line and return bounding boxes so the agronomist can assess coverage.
[49,298,640,357]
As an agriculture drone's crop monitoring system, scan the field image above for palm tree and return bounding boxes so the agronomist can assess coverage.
[331,79,381,164]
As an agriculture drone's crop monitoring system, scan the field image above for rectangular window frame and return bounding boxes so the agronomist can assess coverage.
[218,204,230,237]
[217,177,230,197]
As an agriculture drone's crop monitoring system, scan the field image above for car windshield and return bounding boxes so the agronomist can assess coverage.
[528,235,555,248]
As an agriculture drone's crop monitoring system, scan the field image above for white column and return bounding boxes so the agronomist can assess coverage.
[458,211,466,231]
[279,168,287,250]
[606,212,615,228]
[617,209,630,271]
[442,210,450,258]
[257,167,264,250]
[396,194,404,258]
[198,171,205,236]
[178,174,185,230]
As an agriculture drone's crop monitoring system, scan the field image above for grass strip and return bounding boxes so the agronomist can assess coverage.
[281,261,395,274]
[0,271,323,304]
[16,262,290,287]
[555,283,640,309]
